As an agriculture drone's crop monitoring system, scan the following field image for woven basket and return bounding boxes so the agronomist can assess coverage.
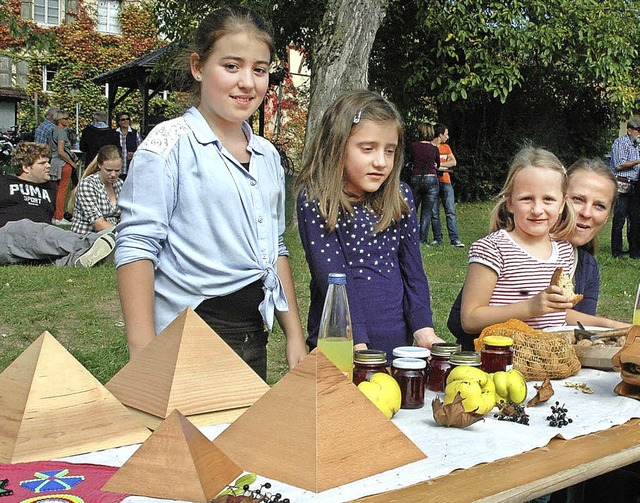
[476,319,581,381]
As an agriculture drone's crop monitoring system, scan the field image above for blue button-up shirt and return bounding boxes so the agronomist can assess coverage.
[115,107,289,333]
[610,133,640,181]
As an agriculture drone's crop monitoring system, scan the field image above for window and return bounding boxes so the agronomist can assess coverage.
[0,57,11,88]
[33,0,60,25]
[97,0,120,34]
[42,65,56,93]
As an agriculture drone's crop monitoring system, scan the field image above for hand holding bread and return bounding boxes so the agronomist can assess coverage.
[550,267,583,307]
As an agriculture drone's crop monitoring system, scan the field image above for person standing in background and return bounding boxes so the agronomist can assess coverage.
[79,110,119,166]
[115,111,143,179]
[409,123,440,245]
[34,107,60,145]
[609,117,640,259]
[431,123,464,248]
[48,110,76,225]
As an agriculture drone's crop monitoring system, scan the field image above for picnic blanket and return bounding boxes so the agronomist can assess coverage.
[0,460,127,503]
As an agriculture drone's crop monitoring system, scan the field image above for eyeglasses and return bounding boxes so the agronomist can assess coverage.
[120,118,130,121]
[61,117,69,120]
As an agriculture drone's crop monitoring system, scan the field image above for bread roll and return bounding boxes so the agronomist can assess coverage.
[550,267,584,307]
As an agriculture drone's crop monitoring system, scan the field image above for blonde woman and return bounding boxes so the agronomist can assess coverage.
[71,144,123,234]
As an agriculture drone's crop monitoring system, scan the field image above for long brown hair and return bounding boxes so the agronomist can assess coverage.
[296,89,408,233]
[489,146,576,240]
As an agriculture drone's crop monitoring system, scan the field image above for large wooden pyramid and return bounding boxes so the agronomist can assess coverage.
[106,308,270,428]
[102,409,242,502]
[214,349,426,493]
[0,332,150,463]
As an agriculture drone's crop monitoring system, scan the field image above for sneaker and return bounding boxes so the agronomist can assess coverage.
[75,232,116,268]
[52,218,72,226]
[452,240,465,248]
[430,240,442,246]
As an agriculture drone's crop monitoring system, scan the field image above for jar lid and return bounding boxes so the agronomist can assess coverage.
[392,357,426,370]
[482,335,514,347]
[392,346,430,358]
[354,349,387,363]
[430,342,462,357]
[450,351,481,365]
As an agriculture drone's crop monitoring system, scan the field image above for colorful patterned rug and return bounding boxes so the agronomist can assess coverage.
[0,461,127,503]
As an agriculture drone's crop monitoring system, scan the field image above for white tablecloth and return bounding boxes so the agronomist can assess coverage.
[63,369,640,502]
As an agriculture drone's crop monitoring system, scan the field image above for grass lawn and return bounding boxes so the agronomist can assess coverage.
[0,201,637,385]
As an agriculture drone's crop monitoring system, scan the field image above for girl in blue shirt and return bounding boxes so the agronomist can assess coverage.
[296,90,444,361]
[115,5,307,380]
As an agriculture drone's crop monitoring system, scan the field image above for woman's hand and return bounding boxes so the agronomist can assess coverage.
[413,327,445,349]
[354,342,368,352]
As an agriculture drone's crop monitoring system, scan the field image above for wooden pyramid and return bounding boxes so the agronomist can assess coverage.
[106,308,270,428]
[102,409,242,502]
[214,349,426,493]
[0,331,150,463]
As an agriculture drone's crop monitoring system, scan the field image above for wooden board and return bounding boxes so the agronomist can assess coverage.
[106,308,270,420]
[352,418,640,502]
[214,349,426,493]
[0,332,150,463]
[102,409,242,502]
[573,345,618,370]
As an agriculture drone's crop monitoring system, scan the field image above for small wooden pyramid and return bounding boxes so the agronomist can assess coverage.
[102,409,242,502]
[0,331,150,463]
[106,308,270,428]
[214,349,426,493]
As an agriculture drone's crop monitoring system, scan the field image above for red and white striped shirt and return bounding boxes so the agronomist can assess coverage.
[468,229,575,329]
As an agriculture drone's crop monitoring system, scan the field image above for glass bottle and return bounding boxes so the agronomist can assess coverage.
[480,335,514,373]
[426,342,461,392]
[317,273,354,380]
[353,349,388,386]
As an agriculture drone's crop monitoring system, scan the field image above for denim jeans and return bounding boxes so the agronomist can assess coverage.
[411,174,439,243]
[432,181,461,243]
[611,191,640,258]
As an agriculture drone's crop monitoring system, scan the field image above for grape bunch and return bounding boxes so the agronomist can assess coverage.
[493,402,529,425]
[547,401,573,428]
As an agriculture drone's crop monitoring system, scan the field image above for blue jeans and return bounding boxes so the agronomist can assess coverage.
[432,181,461,243]
[411,175,440,243]
[611,190,640,258]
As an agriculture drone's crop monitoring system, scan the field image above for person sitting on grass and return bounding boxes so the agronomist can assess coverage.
[0,142,115,267]
[70,145,123,234]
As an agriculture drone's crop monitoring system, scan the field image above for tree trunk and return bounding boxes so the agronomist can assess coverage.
[304,0,390,148]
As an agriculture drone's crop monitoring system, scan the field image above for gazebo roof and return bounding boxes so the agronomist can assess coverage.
[92,44,187,91]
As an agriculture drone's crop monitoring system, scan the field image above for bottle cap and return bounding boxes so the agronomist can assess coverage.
[354,349,387,363]
[430,342,462,357]
[450,351,481,365]
[482,335,514,347]
[328,272,347,285]
[392,357,426,369]
[392,346,430,358]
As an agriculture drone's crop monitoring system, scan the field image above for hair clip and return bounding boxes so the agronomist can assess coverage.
[353,110,362,124]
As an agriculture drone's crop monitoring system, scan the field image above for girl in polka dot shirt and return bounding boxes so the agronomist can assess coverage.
[296,90,444,362]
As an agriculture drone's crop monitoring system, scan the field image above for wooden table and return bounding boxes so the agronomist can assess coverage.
[353,418,640,502]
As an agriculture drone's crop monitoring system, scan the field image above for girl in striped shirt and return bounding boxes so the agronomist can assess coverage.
[460,147,577,334]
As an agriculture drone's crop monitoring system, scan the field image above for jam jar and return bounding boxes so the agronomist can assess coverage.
[352,349,388,386]
[392,357,426,409]
[392,346,430,379]
[480,336,514,373]
[443,351,482,388]
[426,342,461,392]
